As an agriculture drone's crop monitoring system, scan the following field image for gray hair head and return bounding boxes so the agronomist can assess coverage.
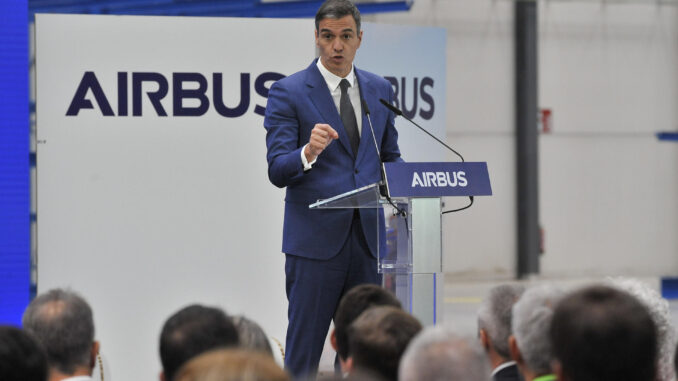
[231,315,273,357]
[22,288,94,374]
[608,277,677,381]
[512,284,564,375]
[315,0,361,33]
[399,325,490,381]
[477,284,525,358]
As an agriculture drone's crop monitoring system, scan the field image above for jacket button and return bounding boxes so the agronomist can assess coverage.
[354,169,359,174]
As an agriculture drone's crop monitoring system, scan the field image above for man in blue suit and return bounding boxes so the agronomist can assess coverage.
[263,0,402,378]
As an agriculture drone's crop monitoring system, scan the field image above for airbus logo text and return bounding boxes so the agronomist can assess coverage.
[65,72,437,119]
[411,171,467,188]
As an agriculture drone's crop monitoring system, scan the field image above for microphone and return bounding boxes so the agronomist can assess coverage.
[362,99,406,217]
[379,98,474,214]
[361,99,381,160]
[362,99,389,198]
[379,99,403,116]
[379,98,465,162]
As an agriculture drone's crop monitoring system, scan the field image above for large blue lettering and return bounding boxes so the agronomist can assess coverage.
[133,72,168,116]
[118,72,128,116]
[66,71,287,117]
[173,73,209,117]
[65,71,114,116]
[254,72,286,116]
[419,77,434,120]
[384,76,436,121]
[213,73,249,118]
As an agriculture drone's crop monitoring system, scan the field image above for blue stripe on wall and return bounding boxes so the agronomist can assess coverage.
[0,0,30,326]
[657,132,678,142]
[661,277,678,300]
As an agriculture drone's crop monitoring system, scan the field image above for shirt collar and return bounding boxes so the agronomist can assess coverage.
[491,361,517,377]
[316,59,356,92]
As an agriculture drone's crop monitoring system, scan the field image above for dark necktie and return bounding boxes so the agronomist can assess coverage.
[339,79,360,156]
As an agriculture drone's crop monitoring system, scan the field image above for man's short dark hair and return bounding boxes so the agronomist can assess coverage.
[334,284,401,360]
[159,304,239,381]
[22,288,94,375]
[550,285,657,381]
[315,0,361,33]
[0,326,48,381]
[347,306,422,381]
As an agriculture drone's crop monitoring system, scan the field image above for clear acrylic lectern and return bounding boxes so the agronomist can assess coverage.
[309,182,443,326]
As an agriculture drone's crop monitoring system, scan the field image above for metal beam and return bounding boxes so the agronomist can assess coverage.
[515,0,540,278]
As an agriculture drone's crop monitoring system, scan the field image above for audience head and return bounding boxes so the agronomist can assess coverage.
[231,315,273,356]
[159,304,239,381]
[347,306,422,381]
[509,284,564,380]
[22,288,98,377]
[399,325,490,381]
[333,284,402,361]
[550,284,657,381]
[0,326,48,381]
[477,284,525,364]
[174,348,289,381]
[608,277,677,381]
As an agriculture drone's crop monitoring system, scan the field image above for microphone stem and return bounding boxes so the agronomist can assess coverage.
[366,113,381,158]
[401,115,464,162]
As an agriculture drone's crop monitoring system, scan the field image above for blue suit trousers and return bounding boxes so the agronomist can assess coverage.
[284,214,381,379]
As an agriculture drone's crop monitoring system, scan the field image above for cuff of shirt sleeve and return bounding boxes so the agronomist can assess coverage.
[300,144,317,171]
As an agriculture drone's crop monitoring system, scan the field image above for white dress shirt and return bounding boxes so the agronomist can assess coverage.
[301,59,363,170]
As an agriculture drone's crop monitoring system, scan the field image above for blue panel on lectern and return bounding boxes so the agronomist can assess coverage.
[0,0,30,326]
[384,162,492,198]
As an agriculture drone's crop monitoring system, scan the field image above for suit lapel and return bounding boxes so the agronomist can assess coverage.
[305,62,355,159]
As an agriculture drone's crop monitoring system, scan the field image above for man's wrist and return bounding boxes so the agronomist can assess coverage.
[301,144,317,171]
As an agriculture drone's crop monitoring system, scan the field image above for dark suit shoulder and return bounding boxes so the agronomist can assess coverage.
[493,363,524,381]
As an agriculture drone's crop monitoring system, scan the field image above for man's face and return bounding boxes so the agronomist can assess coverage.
[315,15,362,78]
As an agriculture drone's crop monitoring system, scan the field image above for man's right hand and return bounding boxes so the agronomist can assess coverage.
[305,123,339,163]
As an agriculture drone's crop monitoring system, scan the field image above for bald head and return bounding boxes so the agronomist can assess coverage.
[22,289,95,375]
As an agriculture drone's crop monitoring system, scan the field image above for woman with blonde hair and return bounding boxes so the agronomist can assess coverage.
[174,348,289,381]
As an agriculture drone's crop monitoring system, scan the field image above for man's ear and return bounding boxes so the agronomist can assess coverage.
[479,329,490,349]
[553,360,566,381]
[90,341,100,369]
[344,356,354,374]
[330,329,338,351]
[160,371,166,381]
[508,335,523,365]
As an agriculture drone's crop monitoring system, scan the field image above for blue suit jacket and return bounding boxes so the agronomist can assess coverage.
[264,60,402,260]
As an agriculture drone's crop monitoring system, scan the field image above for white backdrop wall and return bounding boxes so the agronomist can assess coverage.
[369,0,678,278]
[370,0,518,277]
[36,15,309,381]
[35,14,446,380]
[539,2,678,277]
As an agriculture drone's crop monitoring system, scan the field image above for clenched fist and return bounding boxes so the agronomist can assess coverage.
[304,123,339,163]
